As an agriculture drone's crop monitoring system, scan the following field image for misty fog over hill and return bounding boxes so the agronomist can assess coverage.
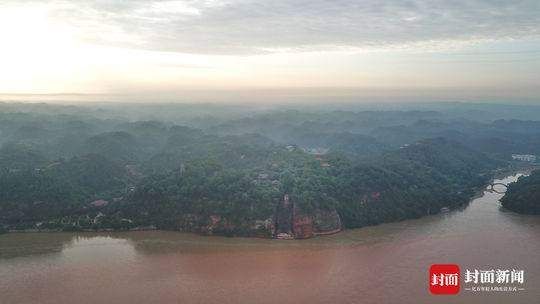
[0,101,538,237]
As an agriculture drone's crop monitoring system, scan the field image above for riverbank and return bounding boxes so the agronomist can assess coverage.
[2,168,532,239]
[0,168,510,239]
[4,226,157,234]
[500,169,540,214]
[3,173,540,304]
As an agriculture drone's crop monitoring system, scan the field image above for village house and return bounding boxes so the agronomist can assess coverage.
[512,154,537,162]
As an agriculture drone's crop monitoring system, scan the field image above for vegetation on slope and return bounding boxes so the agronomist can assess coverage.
[501,170,540,214]
[0,103,536,236]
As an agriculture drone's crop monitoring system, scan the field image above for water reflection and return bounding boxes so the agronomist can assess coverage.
[0,232,73,259]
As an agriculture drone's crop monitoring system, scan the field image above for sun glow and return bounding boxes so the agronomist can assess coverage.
[0,4,84,92]
[0,3,243,94]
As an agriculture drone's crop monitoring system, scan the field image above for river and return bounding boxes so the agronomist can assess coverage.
[1,173,539,304]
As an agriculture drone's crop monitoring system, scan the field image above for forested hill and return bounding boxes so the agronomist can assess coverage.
[501,171,540,214]
[332,138,499,229]
[1,102,537,237]
[0,134,499,237]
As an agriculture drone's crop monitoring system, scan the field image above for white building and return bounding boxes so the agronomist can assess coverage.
[512,154,537,162]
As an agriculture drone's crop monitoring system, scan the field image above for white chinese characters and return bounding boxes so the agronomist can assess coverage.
[465,269,524,284]
[431,273,459,287]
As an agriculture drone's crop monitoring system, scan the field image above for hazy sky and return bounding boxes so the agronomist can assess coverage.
[0,0,539,102]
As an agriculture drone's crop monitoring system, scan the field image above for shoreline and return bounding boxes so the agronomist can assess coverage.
[5,226,158,234]
[2,167,534,238]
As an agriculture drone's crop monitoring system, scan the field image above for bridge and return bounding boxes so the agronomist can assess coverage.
[487,182,509,194]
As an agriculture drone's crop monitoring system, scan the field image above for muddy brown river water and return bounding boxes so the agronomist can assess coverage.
[1,173,539,304]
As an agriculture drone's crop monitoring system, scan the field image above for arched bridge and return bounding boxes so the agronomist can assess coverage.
[487,182,508,194]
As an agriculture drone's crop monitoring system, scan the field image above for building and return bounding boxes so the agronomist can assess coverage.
[512,154,537,162]
[303,147,329,155]
[89,199,109,207]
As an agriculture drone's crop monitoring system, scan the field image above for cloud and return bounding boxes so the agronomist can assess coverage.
[5,0,540,54]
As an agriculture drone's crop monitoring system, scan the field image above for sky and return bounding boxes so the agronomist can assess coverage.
[0,0,539,103]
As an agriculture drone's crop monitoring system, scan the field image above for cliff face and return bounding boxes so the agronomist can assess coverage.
[292,214,314,239]
[292,209,342,238]
[313,209,342,235]
[274,194,341,239]
[275,194,294,238]
[172,194,341,239]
